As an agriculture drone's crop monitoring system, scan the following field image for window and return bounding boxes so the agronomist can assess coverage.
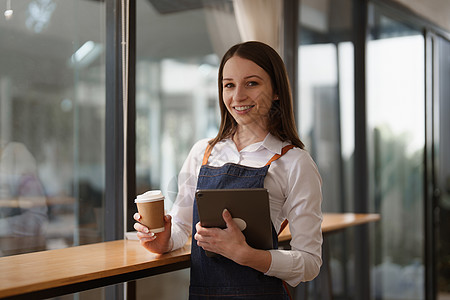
[0,0,105,257]
[367,5,425,299]
[297,0,355,297]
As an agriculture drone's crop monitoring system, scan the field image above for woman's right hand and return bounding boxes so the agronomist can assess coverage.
[134,213,173,254]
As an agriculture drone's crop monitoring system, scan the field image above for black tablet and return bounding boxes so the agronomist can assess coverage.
[195,188,273,256]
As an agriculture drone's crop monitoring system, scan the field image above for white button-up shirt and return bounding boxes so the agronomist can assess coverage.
[169,133,323,287]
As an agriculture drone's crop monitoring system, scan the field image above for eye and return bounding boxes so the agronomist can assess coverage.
[223,82,234,88]
[247,81,259,87]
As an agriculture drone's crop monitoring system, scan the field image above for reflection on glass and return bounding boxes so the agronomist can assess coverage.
[135,0,242,209]
[0,142,48,254]
[26,0,57,33]
[299,43,354,212]
[367,9,425,300]
[0,0,105,260]
[136,57,220,209]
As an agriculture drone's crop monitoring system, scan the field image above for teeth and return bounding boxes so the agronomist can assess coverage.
[234,105,253,111]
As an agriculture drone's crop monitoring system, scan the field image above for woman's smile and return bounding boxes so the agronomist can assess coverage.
[234,105,255,112]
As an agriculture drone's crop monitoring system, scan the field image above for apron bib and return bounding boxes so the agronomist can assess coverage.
[189,144,294,299]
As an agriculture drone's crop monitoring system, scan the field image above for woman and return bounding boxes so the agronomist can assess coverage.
[134,41,323,299]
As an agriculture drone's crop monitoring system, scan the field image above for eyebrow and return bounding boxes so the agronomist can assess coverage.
[222,75,264,81]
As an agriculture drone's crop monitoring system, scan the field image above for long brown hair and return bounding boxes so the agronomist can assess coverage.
[209,41,304,149]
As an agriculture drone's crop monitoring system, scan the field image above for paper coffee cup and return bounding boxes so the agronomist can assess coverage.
[135,190,165,233]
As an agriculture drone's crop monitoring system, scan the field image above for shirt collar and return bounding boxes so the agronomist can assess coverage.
[261,133,284,154]
[221,133,284,154]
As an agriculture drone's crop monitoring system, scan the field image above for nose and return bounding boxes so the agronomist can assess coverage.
[234,85,247,101]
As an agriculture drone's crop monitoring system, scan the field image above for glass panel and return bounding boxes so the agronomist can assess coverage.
[367,6,425,300]
[298,0,354,298]
[298,0,355,210]
[134,1,240,298]
[299,42,354,212]
[436,36,450,299]
[0,0,105,254]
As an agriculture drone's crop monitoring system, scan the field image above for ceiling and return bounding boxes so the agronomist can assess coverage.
[394,0,450,33]
[0,0,448,91]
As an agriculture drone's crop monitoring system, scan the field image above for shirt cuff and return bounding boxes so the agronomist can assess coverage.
[264,249,305,287]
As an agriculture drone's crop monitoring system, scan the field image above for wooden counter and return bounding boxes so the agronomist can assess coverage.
[0,213,380,299]
[278,213,381,242]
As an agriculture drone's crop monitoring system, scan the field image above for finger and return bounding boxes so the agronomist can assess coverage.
[222,208,232,221]
[196,223,216,237]
[222,209,237,229]
[134,222,150,233]
[197,241,211,250]
[195,222,204,233]
[133,213,141,221]
[137,231,155,239]
[164,215,172,229]
[137,231,156,242]
[195,226,215,242]
[139,236,156,244]
[164,214,172,222]
[194,232,201,242]
[194,234,210,247]
[194,232,209,247]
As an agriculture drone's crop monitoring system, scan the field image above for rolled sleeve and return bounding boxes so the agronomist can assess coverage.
[265,248,321,287]
[265,249,304,287]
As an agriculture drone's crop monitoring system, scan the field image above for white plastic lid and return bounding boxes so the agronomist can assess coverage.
[134,190,165,203]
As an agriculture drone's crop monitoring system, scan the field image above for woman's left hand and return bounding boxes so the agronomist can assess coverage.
[195,209,272,272]
[194,209,248,262]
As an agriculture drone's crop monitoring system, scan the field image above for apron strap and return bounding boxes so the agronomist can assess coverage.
[202,144,296,167]
[271,145,295,239]
[278,219,289,236]
[265,145,295,166]
[201,144,214,166]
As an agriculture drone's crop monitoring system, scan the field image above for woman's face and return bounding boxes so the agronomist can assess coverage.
[222,55,276,131]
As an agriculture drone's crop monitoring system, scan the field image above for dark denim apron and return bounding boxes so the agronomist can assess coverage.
[189,144,294,300]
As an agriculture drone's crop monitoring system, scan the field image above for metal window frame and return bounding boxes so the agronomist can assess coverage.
[104,0,136,298]
[353,1,370,300]
[104,0,137,246]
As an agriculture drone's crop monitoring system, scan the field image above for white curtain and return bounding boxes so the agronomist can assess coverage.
[233,0,283,55]
[204,2,242,58]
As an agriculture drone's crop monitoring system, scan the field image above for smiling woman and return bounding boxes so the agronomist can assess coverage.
[134,41,323,299]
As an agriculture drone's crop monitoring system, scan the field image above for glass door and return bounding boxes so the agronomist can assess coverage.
[367,5,425,300]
